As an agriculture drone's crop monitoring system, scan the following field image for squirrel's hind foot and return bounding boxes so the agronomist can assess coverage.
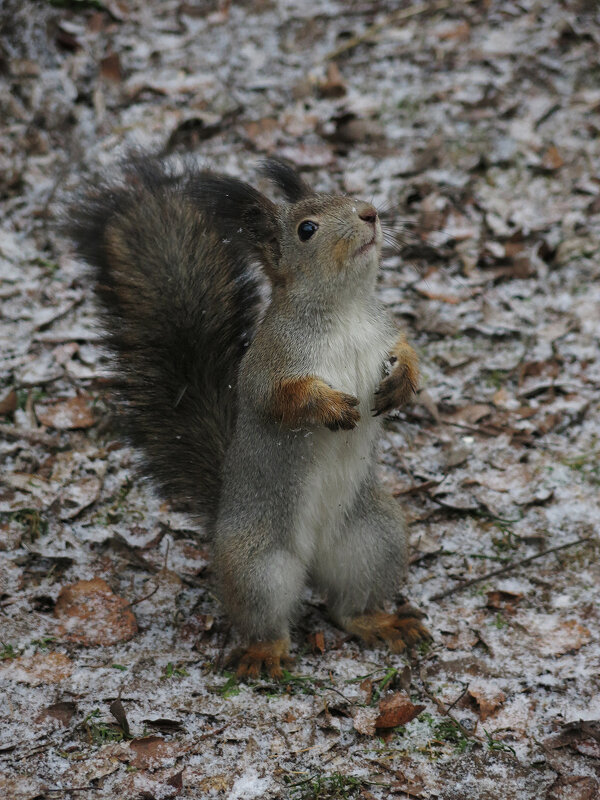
[344,608,431,654]
[230,638,293,681]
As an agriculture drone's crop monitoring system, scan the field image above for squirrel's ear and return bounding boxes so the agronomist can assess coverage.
[185,173,281,274]
[259,159,315,203]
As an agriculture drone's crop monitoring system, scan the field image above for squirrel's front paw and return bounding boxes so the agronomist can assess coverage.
[325,391,360,431]
[372,363,418,416]
[373,335,419,416]
[230,638,294,681]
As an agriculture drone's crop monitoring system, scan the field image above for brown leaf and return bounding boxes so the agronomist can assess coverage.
[179,613,214,645]
[415,288,462,304]
[0,388,17,415]
[174,540,210,575]
[243,117,280,151]
[167,770,184,791]
[129,736,179,768]
[36,395,95,430]
[541,145,564,171]
[143,718,185,734]
[318,62,346,98]
[110,698,130,737]
[375,693,425,729]
[360,678,373,705]
[575,739,600,759]
[36,700,77,726]
[277,143,335,167]
[486,590,523,613]
[444,628,479,651]
[54,577,138,646]
[437,20,471,41]
[442,404,493,426]
[0,775,48,800]
[3,652,73,686]
[58,476,102,520]
[547,776,599,800]
[535,618,591,657]
[468,684,506,721]
[543,719,600,751]
[100,52,122,83]
[308,631,325,654]
[352,707,378,736]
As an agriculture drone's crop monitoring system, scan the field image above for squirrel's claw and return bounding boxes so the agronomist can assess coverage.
[231,639,293,682]
[344,609,431,653]
[373,364,417,416]
[325,391,360,431]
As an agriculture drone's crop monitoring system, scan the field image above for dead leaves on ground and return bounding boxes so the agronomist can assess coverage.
[466,684,506,722]
[0,652,73,686]
[353,693,424,736]
[35,395,95,430]
[54,577,138,646]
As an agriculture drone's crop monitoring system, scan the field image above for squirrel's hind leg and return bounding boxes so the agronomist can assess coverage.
[214,538,305,680]
[343,607,431,654]
[311,482,431,652]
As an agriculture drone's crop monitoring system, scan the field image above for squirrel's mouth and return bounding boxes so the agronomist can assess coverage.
[354,236,377,257]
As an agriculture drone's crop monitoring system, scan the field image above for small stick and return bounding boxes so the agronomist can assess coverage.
[324,0,476,61]
[428,537,590,602]
[419,668,480,744]
[0,423,58,447]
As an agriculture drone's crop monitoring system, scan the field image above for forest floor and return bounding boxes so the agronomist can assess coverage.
[1,1,600,798]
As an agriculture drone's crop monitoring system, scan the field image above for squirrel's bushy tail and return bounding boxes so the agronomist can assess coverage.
[67,156,262,523]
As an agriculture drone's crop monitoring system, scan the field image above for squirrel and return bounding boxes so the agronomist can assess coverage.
[67,154,430,679]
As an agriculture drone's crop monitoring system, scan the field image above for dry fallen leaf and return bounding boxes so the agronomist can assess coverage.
[352,707,378,736]
[36,700,77,726]
[58,476,102,520]
[36,395,95,430]
[129,736,179,768]
[547,776,599,800]
[54,577,138,646]
[541,145,564,171]
[442,404,493,426]
[486,589,523,613]
[3,652,73,686]
[375,693,425,729]
[318,62,346,98]
[468,683,506,721]
[308,631,325,654]
[100,52,122,83]
[0,388,17,414]
[533,617,592,657]
[0,775,48,800]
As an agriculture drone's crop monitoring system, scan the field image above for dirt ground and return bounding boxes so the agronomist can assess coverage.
[1,1,600,798]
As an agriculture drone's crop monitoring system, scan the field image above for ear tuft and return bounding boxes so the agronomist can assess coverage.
[185,172,280,271]
[259,158,315,203]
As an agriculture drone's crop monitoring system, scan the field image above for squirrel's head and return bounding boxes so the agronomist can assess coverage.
[188,159,381,297]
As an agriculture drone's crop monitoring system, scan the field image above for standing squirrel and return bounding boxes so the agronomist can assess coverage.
[68,155,430,679]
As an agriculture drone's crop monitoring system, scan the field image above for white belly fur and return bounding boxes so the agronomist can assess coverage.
[294,305,393,563]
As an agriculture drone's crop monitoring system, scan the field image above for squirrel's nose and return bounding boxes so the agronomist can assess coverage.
[358,206,378,226]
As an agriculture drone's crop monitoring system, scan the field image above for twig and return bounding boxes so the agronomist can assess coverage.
[428,537,591,602]
[0,423,58,448]
[324,0,476,61]
[419,668,480,744]
[127,581,159,607]
[446,681,470,714]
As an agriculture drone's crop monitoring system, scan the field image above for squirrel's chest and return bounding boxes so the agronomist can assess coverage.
[311,311,390,401]
[294,312,392,558]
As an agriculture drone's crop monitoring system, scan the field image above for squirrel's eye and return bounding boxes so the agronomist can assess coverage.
[297,221,318,241]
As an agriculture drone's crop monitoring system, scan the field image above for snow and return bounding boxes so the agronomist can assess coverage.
[1,0,600,797]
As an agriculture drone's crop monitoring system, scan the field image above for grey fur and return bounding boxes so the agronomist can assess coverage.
[67,154,410,648]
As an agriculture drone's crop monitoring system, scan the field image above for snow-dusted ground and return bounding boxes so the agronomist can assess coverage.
[1,1,599,798]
